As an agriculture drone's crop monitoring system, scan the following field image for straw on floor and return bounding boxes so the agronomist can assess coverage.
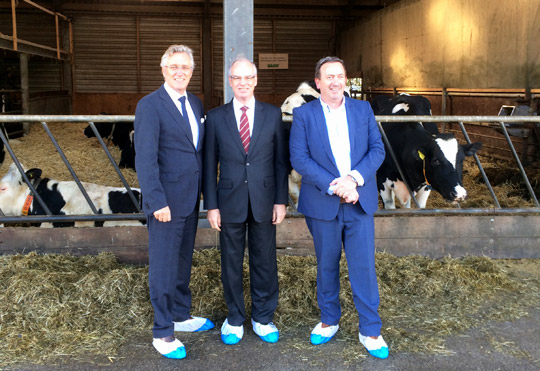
[1,249,539,366]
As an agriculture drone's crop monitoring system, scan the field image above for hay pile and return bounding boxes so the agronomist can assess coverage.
[1,122,139,188]
[1,249,539,366]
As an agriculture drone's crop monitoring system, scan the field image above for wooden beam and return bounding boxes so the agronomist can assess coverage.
[1,215,539,264]
[11,0,17,51]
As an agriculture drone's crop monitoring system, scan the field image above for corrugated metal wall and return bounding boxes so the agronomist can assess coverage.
[71,14,334,97]
[73,15,138,93]
[29,61,62,92]
[273,19,335,92]
[212,17,335,97]
[139,16,202,94]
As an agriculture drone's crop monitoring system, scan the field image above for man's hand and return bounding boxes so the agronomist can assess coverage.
[330,175,357,198]
[342,189,359,204]
[153,206,171,222]
[272,204,286,225]
[207,209,222,231]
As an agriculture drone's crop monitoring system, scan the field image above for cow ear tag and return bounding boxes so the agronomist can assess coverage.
[418,150,425,160]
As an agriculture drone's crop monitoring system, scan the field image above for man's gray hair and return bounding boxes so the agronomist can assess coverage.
[160,45,195,69]
[314,56,346,79]
[228,57,257,76]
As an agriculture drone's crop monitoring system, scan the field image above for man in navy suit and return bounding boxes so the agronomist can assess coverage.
[289,56,389,359]
[203,58,288,345]
[134,44,214,360]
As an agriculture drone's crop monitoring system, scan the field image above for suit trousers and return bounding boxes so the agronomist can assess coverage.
[220,202,279,326]
[147,207,198,338]
[305,203,382,337]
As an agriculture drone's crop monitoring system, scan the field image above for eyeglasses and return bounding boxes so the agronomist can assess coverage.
[165,65,193,73]
[230,75,256,82]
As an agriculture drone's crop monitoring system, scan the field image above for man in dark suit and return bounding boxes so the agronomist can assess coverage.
[203,58,288,345]
[134,44,214,360]
[289,56,389,359]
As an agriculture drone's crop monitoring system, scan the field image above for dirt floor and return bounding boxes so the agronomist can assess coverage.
[11,306,540,371]
[9,258,540,371]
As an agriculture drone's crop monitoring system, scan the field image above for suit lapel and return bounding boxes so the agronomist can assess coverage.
[313,101,339,171]
[159,86,195,149]
[345,97,356,152]
[224,102,247,154]
[187,92,204,150]
[249,101,264,154]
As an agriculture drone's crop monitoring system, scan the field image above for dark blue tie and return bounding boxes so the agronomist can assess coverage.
[179,96,198,148]
[179,96,189,123]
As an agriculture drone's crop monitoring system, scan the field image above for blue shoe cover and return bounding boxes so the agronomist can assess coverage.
[194,319,215,332]
[221,333,241,345]
[163,346,186,359]
[260,331,279,343]
[310,334,332,345]
[368,347,389,359]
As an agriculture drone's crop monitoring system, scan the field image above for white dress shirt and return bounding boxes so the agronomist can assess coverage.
[319,98,364,194]
[163,82,199,148]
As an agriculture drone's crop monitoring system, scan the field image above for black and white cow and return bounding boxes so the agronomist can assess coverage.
[371,94,482,208]
[83,119,135,169]
[281,81,321,206]
[0,163,144,227]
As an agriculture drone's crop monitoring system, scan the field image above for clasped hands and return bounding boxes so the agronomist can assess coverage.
[330,175,359,204]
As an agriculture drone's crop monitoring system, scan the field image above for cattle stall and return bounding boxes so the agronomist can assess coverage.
[0,115,539,263]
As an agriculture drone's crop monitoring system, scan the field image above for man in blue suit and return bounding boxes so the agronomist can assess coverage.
[289,56,389,359]
[134,45,214,360]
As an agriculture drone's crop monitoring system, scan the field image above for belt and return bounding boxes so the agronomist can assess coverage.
[340,197,346,204]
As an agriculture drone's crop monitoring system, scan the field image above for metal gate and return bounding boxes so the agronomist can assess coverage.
[0,114,539,261]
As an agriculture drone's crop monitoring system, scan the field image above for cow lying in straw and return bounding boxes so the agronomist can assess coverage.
[0,163,144,227]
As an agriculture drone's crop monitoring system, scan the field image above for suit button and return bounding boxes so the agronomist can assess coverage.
[244,180,248,183]
[246,163,250,166]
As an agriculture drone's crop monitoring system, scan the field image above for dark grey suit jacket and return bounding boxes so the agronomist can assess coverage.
[203,99,288,223]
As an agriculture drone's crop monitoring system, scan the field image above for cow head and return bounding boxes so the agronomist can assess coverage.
[281,81,320,119]
[417,134,482,203]
[0,163,42,215]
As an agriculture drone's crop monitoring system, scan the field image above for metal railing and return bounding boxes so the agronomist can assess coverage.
[285,114,540,216]
[1,115,540,225]
[0,115,142,224]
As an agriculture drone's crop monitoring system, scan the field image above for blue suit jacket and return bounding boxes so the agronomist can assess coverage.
[203,100,289,223]
[289,97,385,220]
[134,84,204,217]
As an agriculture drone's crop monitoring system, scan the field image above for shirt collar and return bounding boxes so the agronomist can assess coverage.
[233,97,256,112]
[163,82,187,102]
[319,96,346,113]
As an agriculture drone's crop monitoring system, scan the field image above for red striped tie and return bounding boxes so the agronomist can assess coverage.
[239,106,250,153]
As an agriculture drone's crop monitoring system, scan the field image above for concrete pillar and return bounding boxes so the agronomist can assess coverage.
[223,0,253,103]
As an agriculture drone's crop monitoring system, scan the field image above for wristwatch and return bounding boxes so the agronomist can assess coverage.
[348,174,359,185]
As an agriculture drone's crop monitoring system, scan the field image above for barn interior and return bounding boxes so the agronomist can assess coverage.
[2,0,538,115]
[1,3,540,367]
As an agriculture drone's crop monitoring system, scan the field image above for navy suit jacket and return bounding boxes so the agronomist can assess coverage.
[289,97,385,220]
[134,84,204,217]
[203,100,289,223]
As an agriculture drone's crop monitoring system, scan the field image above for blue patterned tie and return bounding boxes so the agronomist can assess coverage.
[179,96,198,148]
[179,96,189,123]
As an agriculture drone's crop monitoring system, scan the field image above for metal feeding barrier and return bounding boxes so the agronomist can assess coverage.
[0,115,539,226]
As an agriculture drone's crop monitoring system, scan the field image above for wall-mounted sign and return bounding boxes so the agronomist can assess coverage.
[259,54,289,69]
